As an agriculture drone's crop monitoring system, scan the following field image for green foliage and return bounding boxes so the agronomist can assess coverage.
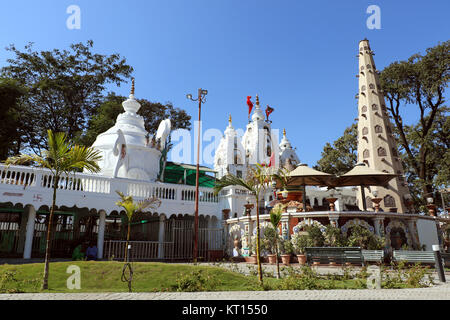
[213,164,274,284]
[0,78,27,160]
[172,270,219,292]
[280,238,294,255]
[379,41,449,204]
[315,123,358,176]
[0,271,40,293]
[6,130,102,176]
[381,262,433,288]
[79,92,191,146]
[262,226,278,255]
[324,225,348,247]
[306,225,325,247]
[5,130,103,289]
[1,41,133,153]
[278,266,322,290]
[290,233,312,255]
[346,225,385,250]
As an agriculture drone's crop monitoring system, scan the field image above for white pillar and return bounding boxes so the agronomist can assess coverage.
[97,210,106,259]
[23,205,36,259]
[329,215,339,228]
[281,214,290,240]
[372,217,385,237]
[158,215,166,259]
[407,219,420,250]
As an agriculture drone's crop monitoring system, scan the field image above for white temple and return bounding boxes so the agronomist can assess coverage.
[214,94,358,219]
[90,79,164,181]
[0,40,448,262]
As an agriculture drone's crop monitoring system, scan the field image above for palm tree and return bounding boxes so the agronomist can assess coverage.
[214,164,272,285]
[115,191,161,262]
[5,130,102,290]
[269,204,283,279]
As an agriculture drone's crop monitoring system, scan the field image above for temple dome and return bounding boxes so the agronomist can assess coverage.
[90,79,163,181]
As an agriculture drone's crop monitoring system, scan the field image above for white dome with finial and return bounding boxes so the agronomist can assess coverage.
[279,128,300,170]
[90,78,163,181]
[251,94,265,122]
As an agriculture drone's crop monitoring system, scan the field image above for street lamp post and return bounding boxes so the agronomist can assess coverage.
[186,88,208,262]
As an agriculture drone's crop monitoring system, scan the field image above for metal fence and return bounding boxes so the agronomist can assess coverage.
[104,226,224,261]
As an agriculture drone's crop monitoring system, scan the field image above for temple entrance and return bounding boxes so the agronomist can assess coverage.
[32,212,99,258]
[389,227,407,250]
[0,212,21,257]
[103,214,223,261]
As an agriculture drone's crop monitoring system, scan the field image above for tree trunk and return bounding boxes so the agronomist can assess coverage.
[124,220,131,262]
[275,237,280,279]
[255,199,263,285]
[41,177,57,290]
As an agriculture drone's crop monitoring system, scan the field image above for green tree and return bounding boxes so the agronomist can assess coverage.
[346,225,385,250]
[214,164,271,285]
[78,92,192,146]
[379,41,449,205]
[5,130,102,290]
[315,123,358,175]
[306,225,325,247]
[1,41,133,154]
[0,78,27,159]
[324,225,347,247]
[269,204,283,279]
[115,191,161,262]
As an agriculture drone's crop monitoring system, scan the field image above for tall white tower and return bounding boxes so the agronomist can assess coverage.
[242,95,279,169]
[356,39,411,213]
[214,115,246,179]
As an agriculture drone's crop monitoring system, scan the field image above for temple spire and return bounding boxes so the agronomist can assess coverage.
[130,77,135,96]
[356,39,411,213]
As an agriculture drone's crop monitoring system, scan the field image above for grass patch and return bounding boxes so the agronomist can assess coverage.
[0,261,432,293]
[0,261,264,293]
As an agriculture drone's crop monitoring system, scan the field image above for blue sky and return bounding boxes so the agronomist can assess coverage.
[0,0,449,167]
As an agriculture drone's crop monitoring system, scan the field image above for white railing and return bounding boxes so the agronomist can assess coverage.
[0,164,219,204]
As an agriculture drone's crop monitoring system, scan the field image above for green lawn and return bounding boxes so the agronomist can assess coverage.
[0,261,406,293]
[0,261,265,293]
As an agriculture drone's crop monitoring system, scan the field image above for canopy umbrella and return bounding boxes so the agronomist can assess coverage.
[332,163,398,210]
[275,163,335,212]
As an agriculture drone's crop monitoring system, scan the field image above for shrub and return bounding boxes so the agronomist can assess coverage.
[305,225,325,247]
[324,225,347,247]
[172,270,219,292]
[291,233,312,254]
[347,225,384,249]
[278,266,322,290]
[280,238,294,255]
[0,271,40,293]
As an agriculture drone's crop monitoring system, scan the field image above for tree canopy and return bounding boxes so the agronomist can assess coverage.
[314,123,357,176]
[315,41,449,209]
[0,40,133,154]
[379,40,449,204]
[0,78,27,159]
[78,92,191,146]
[0,41,192,158]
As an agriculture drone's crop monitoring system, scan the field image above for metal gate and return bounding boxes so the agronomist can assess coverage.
[104,221,224,261]
[0,212,21,256]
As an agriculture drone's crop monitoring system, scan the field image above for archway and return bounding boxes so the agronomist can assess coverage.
[385,220,413,249]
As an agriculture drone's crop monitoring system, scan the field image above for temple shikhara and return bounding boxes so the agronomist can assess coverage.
[0,39,448,261]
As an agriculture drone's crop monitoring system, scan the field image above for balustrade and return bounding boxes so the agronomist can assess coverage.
[0,164,218,205]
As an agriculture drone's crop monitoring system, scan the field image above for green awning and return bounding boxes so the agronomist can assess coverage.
[162,162,217,188]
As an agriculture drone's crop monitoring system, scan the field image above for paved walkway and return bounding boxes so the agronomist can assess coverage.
[1,282,450,300]
[1,260,450,300]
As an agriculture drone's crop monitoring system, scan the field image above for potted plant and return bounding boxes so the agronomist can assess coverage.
[291,233,311,265]
[280,239,294,266]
